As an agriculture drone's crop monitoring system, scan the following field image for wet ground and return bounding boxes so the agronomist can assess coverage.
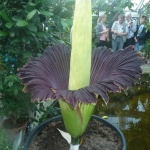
[94,74,150,150]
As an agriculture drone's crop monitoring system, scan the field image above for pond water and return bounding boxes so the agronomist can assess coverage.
[94,74,150,150]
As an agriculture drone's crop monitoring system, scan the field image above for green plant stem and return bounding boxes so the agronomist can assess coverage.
[59,0,94,143]
[71,136,80,145]
[59,100,95,138]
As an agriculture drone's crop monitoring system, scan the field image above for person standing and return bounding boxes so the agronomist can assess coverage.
[134,16,147,52]
[108,13,120,44]
[95,13,109,47]
[124,12,137,48]
[111,14,128,51]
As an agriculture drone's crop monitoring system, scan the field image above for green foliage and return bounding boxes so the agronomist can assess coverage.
[0,0,73,121]
[30,101,61,124]
[143,1,150,16]
[0,129,12,150]
[92,0,133,15]
[144,39,150,59]
[0,129,25,150]
[0,0,73,62]
[0,91,34,123]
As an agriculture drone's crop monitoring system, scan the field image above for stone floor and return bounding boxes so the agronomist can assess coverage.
[141,59,150,74]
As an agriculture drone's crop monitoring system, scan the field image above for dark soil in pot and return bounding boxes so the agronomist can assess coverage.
[28,119,122,150]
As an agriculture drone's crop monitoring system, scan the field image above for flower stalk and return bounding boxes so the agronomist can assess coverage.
[59,0,94,148]
[69,0,92,90]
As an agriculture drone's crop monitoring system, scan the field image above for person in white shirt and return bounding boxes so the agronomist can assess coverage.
[124,12,137,48]
[111,14,128,51]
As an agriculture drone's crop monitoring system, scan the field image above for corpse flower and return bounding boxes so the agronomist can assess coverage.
[17,0,144,149]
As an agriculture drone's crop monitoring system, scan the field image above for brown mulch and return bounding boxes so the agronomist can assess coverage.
[28,119,122,150]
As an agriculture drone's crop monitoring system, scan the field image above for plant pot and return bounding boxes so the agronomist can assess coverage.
[25,115,126,150]
[2,117,27,143]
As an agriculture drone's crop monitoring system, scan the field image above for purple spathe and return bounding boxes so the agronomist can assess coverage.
[17,45,144,108]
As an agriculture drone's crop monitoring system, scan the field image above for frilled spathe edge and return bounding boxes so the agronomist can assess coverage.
[17,45,144,108]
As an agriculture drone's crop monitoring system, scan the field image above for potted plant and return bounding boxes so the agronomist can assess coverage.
[0,90,33,143]
[0,61,34,143]
[17,0,144,149]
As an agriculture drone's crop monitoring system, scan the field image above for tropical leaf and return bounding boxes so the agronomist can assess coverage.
[17,45,144,108]
[5,22,13,28]
[16,20,28,27]
[27,24,37,32]
[28,2,36,6]
[0,31,8,37]
[40,11,53,16]
[27,10,37,20]
[61,19,69,29]
[0,11,10,21]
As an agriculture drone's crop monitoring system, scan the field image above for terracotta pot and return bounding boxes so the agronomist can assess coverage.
[25,115,126,150]
[2,118,27,143]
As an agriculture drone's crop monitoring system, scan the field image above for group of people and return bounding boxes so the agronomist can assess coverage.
[95,12,148,52]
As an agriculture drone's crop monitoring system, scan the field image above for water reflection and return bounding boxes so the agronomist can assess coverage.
[94,74,150,150]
